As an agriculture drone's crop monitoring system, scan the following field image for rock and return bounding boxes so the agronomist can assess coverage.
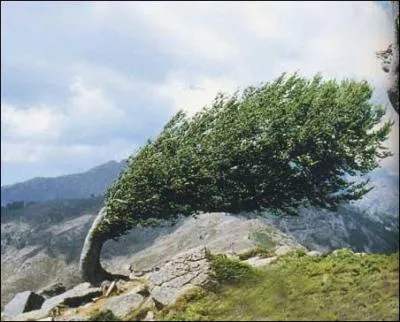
[144,310,154,321]
[41,283,102,312]
[275,245,296,256]
[54,314,88,321]
[307,251,323,257]
[148,246,210,307]
[38,283,66,299]
[3,291,45,316]
[103,291,145,319]
[37,317,53,321]
[5,307,50,321]
[245,256,277,268]
[54,315,88,321]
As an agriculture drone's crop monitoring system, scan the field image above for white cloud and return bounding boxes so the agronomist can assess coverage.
[2,78,127,164]
[155,73,239,116]
[2,1,398,183]
[69,78,124,119]
[1,139,136,165]
[1,103,66,140]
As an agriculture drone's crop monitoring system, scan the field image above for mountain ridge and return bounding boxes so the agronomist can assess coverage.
[1,160,127,206]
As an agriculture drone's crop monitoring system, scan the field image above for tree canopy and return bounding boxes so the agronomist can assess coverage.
[99,73,393,240]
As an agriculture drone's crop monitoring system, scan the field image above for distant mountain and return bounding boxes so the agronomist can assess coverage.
[1,160,127,206]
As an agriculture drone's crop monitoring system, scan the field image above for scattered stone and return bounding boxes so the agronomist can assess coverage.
[245,256,277,268]
[103,291,145,319]
[355,252,367,256]
[3,291,45,316]
[307,251,323,257]
[41,283,102,312]
[38,283,66,299]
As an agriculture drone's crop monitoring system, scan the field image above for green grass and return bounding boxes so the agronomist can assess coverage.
[88,309,119,321]
[160,248,399,321]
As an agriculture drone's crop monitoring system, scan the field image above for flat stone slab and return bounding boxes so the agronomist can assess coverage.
[148,246,210,307]
[3,291,45,316]
[245,256,277,268]
[41,283,102,312]
[103,291,145,319]
[4,307,50,321]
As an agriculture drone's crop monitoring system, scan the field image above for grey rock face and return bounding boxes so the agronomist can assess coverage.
[148,246,210,307]
[103,291,145,318]
[3,291,45,316]
[38,282,66,298]
[41,283,102,312]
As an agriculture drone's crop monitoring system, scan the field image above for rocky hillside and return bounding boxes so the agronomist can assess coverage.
[1,167,398,312]
[1,160,127,206]
[2,247,398,321]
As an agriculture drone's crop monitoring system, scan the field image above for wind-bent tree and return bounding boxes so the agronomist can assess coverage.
[80,73,393,285]
[376,0,399,113]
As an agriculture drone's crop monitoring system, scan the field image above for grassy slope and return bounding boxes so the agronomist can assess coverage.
[160,249,399,321]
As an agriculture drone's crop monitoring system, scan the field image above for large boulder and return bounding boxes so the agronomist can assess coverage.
[3,291,45,316]
[3,308,50,321]
[147,246,211,308]
[41,283,102,312]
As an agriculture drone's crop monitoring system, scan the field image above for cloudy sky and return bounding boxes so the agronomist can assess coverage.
[1,1,398,186]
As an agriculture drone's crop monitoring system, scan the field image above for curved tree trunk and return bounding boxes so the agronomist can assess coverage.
[79,207,113,285]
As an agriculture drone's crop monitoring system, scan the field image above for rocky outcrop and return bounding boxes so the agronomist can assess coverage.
[3,291,45,317]
[147,246,210,308]
[41,283,102,312]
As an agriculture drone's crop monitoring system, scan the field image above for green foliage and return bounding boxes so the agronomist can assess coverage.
[161,250,399,321]
[88,309,119,321]
[206,251,257,284]
[102,73,393,239]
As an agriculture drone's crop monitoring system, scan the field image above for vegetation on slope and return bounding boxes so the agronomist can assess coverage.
[160,249,399,321]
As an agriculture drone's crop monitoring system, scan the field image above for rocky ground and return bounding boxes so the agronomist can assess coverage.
[1,244,311,321]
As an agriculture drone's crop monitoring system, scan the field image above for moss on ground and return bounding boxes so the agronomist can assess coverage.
[160,248,399,321]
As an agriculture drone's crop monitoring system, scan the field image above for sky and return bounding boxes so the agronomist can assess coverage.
[1,1,399,186]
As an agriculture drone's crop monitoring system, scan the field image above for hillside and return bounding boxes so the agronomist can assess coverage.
[160,249,399,321]
[1,166,398,310]
[1,160,127,206]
